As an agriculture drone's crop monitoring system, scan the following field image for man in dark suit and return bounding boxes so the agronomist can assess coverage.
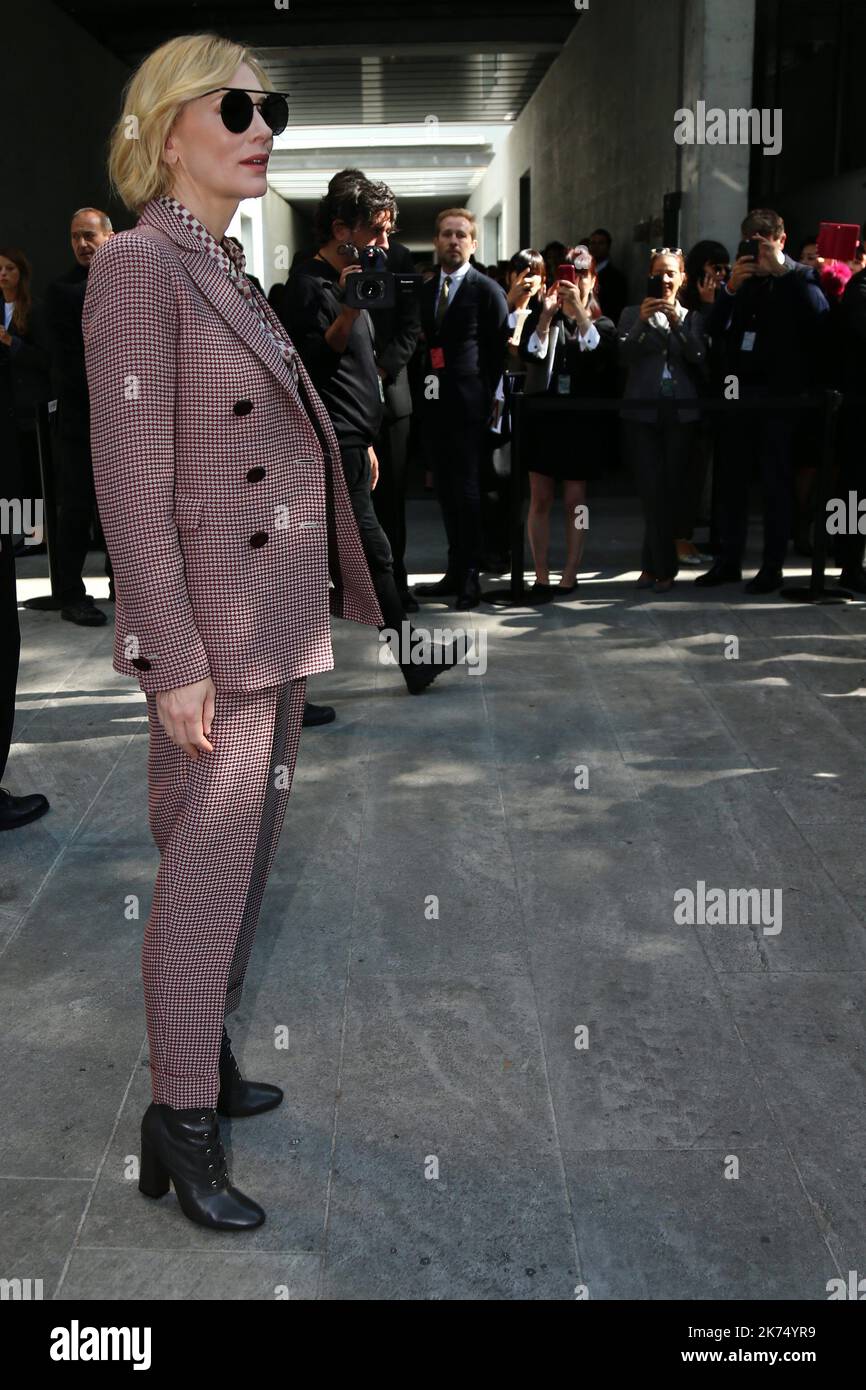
[373,238,422,610]
[415,208,509,610]
[44,207,114,626]
[696,207,829,593]
[588,228,629,327]
[280,170,456,694]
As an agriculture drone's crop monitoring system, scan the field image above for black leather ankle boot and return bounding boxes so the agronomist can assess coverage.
[139,1103,265,1230]
[217,1025,283,1118]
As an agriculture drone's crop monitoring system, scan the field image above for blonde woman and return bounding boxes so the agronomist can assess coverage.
[83,34,381,1231]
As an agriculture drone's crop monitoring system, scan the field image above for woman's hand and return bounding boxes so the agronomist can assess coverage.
[558,280,590,328]
[655,298,681,325]
[507,268,541,313]
[698,269,721,304]
[0,326,12,347]
[156,676,216,760]
[639,297,668,322]
[537,286,559,329]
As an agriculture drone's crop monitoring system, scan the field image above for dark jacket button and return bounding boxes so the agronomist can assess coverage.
[131,657,152,671]
[246,466,266,482]
[249,531,268,548]
[233,400,253,415]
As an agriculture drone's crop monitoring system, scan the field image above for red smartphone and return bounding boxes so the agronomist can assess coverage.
[817,222,861,263]
[557,264,577,283]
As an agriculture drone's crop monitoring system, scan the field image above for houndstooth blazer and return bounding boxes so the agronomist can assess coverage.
[82,196,383,694]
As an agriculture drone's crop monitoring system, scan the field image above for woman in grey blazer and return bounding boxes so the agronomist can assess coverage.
[617,249,709,592]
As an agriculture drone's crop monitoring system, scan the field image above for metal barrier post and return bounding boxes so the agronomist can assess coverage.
[482,382,527,605]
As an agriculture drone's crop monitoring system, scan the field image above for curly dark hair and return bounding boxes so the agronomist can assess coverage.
[313,170,398,246]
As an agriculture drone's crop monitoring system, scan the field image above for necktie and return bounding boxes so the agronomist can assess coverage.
[436,275,452,327]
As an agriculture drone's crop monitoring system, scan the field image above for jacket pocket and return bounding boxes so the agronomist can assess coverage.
[173,494,202,532]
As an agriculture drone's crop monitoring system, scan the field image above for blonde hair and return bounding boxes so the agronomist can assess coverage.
[434,207,478,239]
[107,33,270,214]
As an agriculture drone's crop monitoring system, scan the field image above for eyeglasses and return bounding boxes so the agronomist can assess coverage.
[651,246,684,257]
[199,87,289,136]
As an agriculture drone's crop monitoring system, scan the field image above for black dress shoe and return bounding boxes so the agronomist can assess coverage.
[414,574,460,598]
[745,566,784,594]
[61,597,107,626]
[455,568,482,611]
[139,1102,265,1230]
[840,569,866,595]
[399,591,420,613]
[694,562,743,588]
[0,788,50,831]
[217,1025,283,1118]
[302,700,335,727]
[401,640,459,695]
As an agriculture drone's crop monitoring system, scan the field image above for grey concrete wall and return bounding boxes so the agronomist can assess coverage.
[468,0,685,299]
[468,0,757,300]
[1,0,131,293]
[680,0,756,258]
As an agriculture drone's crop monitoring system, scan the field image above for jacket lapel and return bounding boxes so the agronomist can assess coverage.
[136,201,297,394]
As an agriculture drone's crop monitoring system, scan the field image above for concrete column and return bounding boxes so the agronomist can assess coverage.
[679,0,757,257]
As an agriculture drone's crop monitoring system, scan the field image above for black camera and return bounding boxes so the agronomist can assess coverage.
[341,245,422,311]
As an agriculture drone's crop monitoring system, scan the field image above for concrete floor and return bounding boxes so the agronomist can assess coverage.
[1,498,865,1301]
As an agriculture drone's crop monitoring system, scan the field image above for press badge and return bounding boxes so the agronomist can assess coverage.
[556,374,571,395]
[430,347,445,370]
[741,331,757,352]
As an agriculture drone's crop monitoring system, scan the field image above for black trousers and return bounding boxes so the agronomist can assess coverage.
[0,534,19,783]
[340,443,407,631]
[55,432,112,604]
[424,408,485,578]
[372,411,411,593]
[9,429,43,525]
[835,396,866,574]
[624,418,695,582]
[714,409,797,570]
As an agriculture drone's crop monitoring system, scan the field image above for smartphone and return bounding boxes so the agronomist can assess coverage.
[557,264,577,283]
[817,222,861,263]
[647,273,666,299]
[737,239,761,262]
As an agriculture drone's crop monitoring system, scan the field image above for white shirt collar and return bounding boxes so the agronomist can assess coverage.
[438,260,472,286]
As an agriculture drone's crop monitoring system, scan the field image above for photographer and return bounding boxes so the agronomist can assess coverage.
[834,247,866,592]
[279,169,454,694]
[696,208,830,594]
[521,245,618,596]
[372,235,422,613]
[617,248,709,594]
[676,239,731,566]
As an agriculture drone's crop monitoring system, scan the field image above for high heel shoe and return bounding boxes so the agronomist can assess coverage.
[139,1102,265,1231]
[217,1025,283,1117]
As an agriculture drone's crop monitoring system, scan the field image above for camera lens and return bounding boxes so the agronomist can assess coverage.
[360,278,384,300]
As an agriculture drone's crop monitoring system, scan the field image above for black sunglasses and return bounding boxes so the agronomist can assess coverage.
[200,87,289,136]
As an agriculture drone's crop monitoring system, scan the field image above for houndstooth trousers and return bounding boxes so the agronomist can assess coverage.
[142,677,307,1108]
